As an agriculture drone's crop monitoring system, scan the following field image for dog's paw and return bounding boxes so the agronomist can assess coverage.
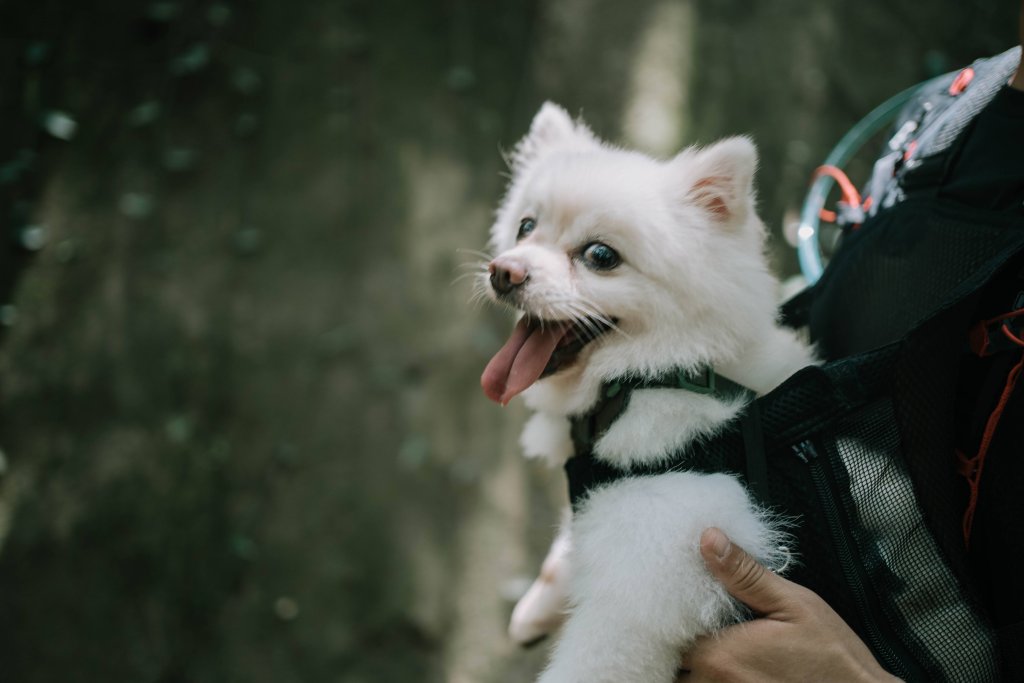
[509,520,571,646]
[508,573,567,646]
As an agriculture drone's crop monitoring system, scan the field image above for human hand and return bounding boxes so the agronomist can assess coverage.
[676,528,901,682]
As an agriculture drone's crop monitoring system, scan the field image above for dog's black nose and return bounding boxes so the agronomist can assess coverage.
[489,258,528,295]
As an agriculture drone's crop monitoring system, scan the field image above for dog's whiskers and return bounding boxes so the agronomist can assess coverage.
[469,285,629,344]
[455,261,491,271]
[456,247,495,261]
[454,249,495,292]
[560,303,601,340]
[466,284,491,307]
[452,271,489,288]
[464,273,497,308]
[543,295,630,342]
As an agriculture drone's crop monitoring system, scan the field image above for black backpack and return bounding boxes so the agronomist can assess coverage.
[565,47,1024,681]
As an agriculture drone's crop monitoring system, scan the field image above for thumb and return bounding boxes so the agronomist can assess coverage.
[700,527,791,615]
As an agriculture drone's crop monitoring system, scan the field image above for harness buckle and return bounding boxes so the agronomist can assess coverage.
[677,366,716,394]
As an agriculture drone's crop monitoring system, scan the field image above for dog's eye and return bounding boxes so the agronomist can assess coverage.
[581,242,621,271]
[517,218,537,240]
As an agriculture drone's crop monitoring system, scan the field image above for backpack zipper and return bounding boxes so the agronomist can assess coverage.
[792,439,913,680]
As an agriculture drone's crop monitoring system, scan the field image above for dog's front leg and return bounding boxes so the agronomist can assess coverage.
[509,510,571,645]
[537,472,779,683]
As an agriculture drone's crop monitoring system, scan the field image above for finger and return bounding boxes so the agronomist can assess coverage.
[700,527,791,615]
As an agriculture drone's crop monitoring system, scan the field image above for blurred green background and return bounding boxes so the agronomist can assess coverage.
[0,1,1016,681]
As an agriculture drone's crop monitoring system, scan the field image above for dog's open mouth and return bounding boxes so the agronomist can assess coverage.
[481,316,613,405]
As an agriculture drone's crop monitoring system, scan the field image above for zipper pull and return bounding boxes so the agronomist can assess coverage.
[792,439,820,463]
[887,119,918,151]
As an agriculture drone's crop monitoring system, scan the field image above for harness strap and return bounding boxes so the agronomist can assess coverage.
[568,365,767,505]
[582,365,753,443]
[740,400,768,503]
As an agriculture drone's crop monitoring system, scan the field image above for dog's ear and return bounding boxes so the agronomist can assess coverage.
[510,102,596,170]
[675,136,757,226]
[528,102,578,147]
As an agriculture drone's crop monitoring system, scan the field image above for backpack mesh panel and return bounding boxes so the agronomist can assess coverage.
[730,352,1004,681]
[830,400,999,681]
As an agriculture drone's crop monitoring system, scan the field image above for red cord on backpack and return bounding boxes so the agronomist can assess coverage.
[814,165,865,227]
[959,314,1024,548]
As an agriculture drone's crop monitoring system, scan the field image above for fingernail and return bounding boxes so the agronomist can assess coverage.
[705,528,731,561]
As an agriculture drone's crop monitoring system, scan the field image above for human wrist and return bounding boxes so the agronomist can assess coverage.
[841,644,902,683]
[854,666,901,683]
[861,663,902,683]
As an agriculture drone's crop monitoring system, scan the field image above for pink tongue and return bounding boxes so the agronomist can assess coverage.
[481,318,566,405]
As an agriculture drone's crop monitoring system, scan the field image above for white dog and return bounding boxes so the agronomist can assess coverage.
[478,103,815,682]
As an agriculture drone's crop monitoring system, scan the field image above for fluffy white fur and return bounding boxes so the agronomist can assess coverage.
[542,474,786,682]
[483,103,816,681]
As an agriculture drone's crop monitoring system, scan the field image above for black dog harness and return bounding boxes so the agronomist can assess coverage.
[564,365,767,511]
